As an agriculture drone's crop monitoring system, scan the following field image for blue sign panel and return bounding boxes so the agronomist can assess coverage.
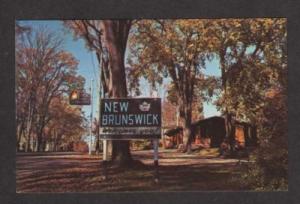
[100,98,161,139]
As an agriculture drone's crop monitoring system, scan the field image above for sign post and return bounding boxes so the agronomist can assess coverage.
[89,79,94,155]
[153,138,159,183]
[99,98,161,181]
[69,88,93,154]
[102,139,108,180]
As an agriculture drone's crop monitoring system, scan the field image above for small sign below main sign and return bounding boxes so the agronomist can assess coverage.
[99,98,161,140]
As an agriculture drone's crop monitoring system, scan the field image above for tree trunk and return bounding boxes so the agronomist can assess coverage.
[25,91,37,152]
[25,117,33,152]
[100,20,133,166]
[225,112,235,153]
[219,48,236,151]
[53,130,60,152]
[16,122,24,151]
[36,121,45,152]
[111,140,132,166]
[181,101,193,153]
[37,136,42,152]
[36,107,51,152]
[182,118,193,153]
[95,123,100,154]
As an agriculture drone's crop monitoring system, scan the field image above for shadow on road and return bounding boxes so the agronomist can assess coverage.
[16,150,249,192]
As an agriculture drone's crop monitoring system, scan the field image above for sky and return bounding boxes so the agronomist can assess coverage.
[18,20,221,123]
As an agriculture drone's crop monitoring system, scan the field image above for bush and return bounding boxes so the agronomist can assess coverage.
[242,91,288,190]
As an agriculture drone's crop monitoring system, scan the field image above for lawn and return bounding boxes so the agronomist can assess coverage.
[16,149,250,192]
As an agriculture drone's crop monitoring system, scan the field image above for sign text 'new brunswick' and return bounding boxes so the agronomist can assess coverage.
[99,98,161,139]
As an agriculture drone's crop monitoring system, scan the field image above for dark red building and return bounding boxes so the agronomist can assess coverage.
[163,116,257,150]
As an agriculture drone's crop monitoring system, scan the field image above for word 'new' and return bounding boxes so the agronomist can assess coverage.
[104,102,129,113]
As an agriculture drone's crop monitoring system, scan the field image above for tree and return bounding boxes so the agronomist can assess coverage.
[128,20,217,152]
[229,19,287,190]
[16,25,84,152]
[211,19,287,152]
[46,96,87,151]
[15,23,31,151]
[64,20,133,166]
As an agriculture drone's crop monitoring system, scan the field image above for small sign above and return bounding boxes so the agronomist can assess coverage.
[69,90,91,105]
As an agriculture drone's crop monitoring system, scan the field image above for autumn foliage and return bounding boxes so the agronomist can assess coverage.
[16,19,287,190]
[16,24,87,152]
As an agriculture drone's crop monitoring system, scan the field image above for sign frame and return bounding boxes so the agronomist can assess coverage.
[69,89,91,105]
[99,97,162,140]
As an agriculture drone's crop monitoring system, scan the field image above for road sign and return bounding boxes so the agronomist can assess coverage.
[99,98,161,139]
[69,90,91,105]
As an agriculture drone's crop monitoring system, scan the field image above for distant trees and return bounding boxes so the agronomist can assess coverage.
[45,97,87,151]
[16,24,86,152]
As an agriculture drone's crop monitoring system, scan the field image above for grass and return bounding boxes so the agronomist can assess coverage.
[16,149,251,192]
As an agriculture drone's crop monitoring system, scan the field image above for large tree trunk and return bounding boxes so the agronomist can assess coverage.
[100,20,133,166]
[224,112,235,152]
[36,118,45,152]
[36,135,43,152]
[179,94,193,153]
[182,106,193,153]
[219,48,236,151]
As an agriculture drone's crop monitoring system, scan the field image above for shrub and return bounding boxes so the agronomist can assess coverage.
[242,91,288,190]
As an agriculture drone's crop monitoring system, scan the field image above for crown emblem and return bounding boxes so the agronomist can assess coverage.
[139,101,151,111]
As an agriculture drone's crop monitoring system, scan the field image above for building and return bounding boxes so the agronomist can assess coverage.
[163,116,257,149]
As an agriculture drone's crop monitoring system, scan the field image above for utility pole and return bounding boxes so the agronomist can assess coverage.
[89,78,94,155]
[97,53,102,155]
[94,86,101,154]
[176,106,179,126]
[100,50,108,180]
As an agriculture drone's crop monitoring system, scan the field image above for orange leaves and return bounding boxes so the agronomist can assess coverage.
[16,26,86,151]
[64,20,103,52]
[56,51,79,70]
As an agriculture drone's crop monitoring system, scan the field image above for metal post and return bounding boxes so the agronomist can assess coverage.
[176,105,179,126]
[102,139,108,180]
[176,105,180,147]
[153,139,159,183]
[89,79,94,155]
[98,51,108,180]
